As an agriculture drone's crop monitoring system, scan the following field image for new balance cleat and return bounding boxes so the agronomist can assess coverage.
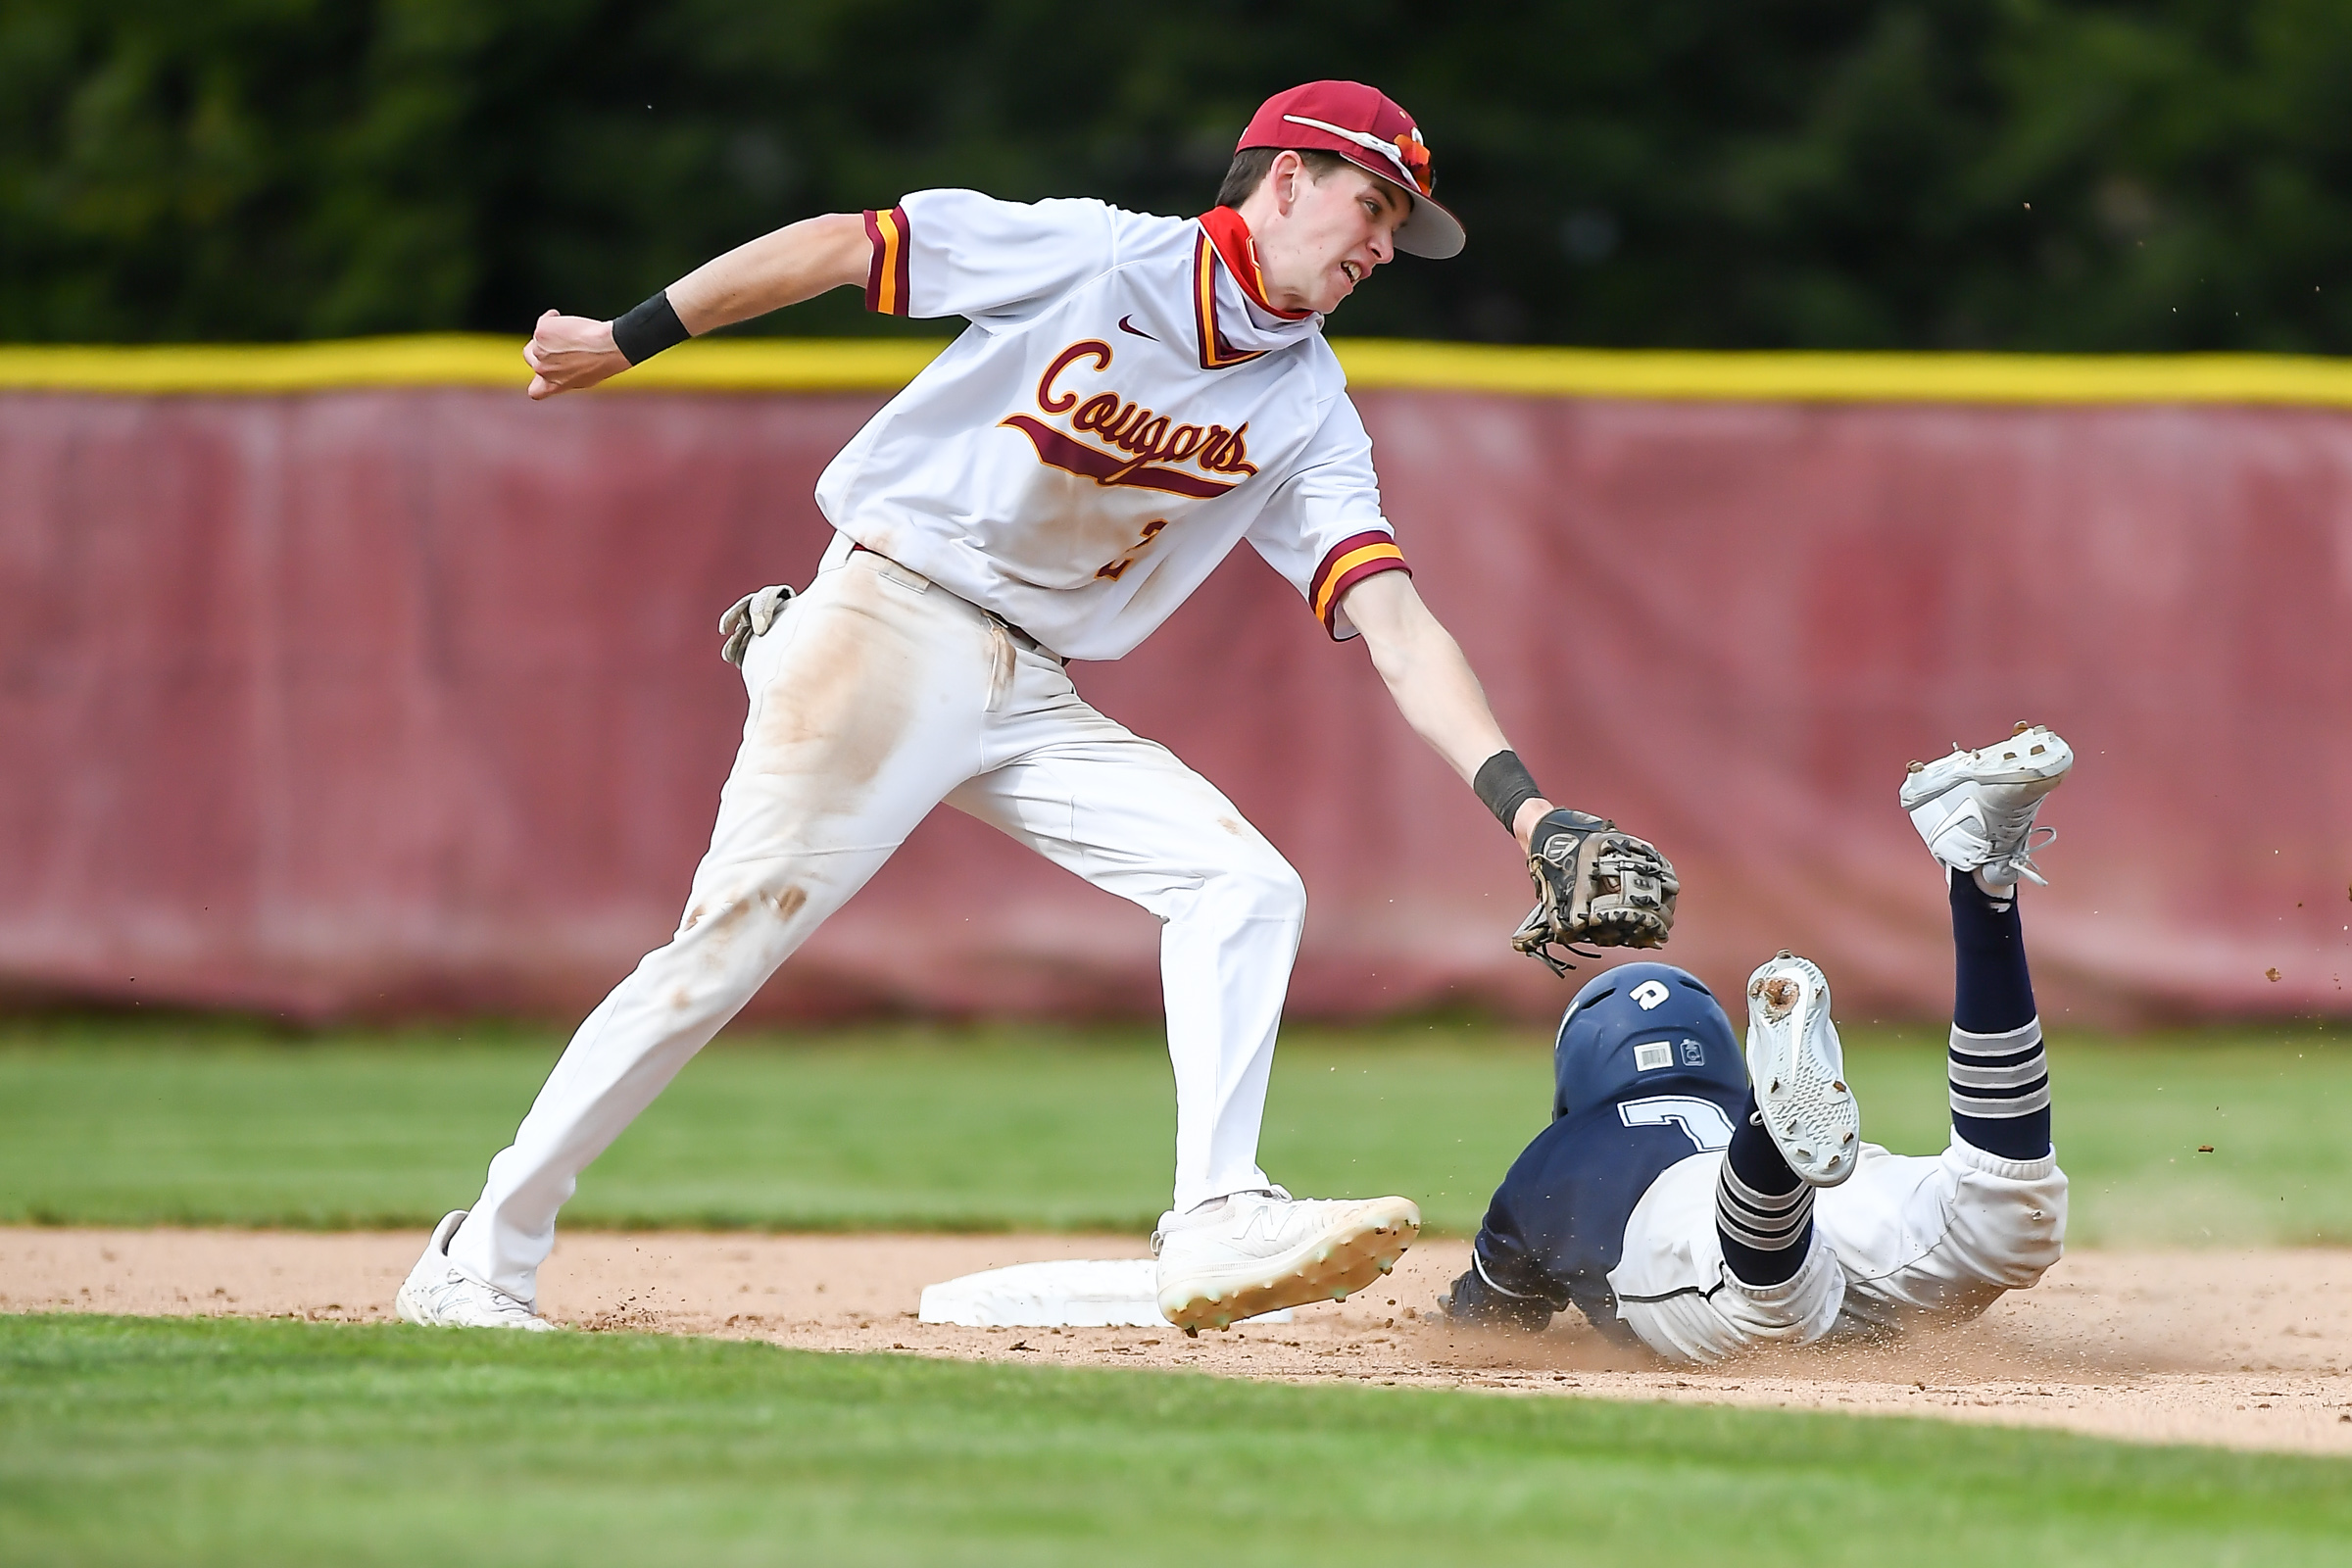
[394,1210,561,1331]
[1900,723,2074,888]
[1152,1188,1419,1335]
[1744,953,1861,1187]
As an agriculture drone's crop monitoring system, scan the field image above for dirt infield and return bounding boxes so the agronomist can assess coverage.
[6,1227,2348,1456]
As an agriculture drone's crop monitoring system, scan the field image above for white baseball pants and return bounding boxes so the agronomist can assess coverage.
[448,548,1302,1300]
[1607,1134,2069,1364]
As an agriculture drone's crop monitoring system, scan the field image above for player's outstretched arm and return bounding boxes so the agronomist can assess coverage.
[1342,570,1678,966]
[1339,571,1553,850]
[522,212,871,400]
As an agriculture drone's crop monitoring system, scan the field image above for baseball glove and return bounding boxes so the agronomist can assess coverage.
[1509,808,1679,976]
[717,584,795,666]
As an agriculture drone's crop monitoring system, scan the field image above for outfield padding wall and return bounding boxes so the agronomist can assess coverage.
[3,342,2347,1025]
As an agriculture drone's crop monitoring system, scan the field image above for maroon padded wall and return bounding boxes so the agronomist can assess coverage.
[1,387,2345,1025]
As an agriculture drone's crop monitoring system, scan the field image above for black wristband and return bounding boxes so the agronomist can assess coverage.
[611,290,691,365]
[1473,750,1544,833]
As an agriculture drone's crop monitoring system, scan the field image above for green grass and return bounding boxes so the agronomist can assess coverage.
[4,1314,2346,1568]
[0,1017,2346,1245]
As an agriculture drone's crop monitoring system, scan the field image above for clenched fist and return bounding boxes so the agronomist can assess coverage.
[523,310,630,399]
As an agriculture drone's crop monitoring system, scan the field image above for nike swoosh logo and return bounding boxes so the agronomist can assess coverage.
[1117,316,1157,342]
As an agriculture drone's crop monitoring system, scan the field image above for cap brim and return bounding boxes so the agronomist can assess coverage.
[1396,190,1465,259]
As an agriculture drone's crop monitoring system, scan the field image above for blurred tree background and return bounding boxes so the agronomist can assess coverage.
[1,0,2347,349]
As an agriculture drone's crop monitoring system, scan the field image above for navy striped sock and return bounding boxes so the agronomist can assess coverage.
[1948,869,2052,1158]
[1716,1090,1812,1286]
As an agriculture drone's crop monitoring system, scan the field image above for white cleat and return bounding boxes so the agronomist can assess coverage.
[1744,954,1861,1187]
[1900,723,2074,888]
[1152,1187,1420,1336]
[394,1210,560,1332]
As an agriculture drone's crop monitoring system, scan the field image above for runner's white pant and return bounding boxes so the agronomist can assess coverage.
[1607,1135,2067,1364]
[449,549,1301,1299]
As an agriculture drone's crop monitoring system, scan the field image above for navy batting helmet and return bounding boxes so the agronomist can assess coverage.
[1552,961,1744,1123]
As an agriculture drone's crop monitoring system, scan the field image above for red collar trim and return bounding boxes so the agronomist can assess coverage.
[1196,207,1311,322]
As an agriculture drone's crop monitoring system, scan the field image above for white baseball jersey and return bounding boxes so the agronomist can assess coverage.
[810,190,1410,661]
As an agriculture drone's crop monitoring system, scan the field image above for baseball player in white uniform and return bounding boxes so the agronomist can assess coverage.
[1442,726,2074,1361]
[397,81,1677,1337]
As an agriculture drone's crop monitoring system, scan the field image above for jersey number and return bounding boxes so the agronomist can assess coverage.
[1095,518,1168,581]
[1618,1096,1736,1152]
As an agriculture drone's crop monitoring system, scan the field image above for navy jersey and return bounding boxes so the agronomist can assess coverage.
[1454,964,1746,1342]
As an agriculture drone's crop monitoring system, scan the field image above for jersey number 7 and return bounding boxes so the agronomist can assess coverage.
[1617,1096,1736,1153]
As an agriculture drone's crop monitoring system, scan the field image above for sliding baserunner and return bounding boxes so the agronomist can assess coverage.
[1443,726,2071,1360]
[397,80,1675,1337]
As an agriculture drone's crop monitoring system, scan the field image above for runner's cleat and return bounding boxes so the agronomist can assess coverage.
[1152,1188,1419,1333]
[1901,723,2074,888]
[1744,954,1861,1187]
[395,1210,561,1331]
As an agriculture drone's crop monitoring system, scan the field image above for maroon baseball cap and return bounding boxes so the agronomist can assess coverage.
[1238,81,1465,260]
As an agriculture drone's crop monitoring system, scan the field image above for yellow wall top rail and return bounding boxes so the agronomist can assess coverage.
[0,335,933,395]
[3,332,2350,406]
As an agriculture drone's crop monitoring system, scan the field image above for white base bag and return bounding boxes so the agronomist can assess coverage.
[917,1258,1293,1328]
